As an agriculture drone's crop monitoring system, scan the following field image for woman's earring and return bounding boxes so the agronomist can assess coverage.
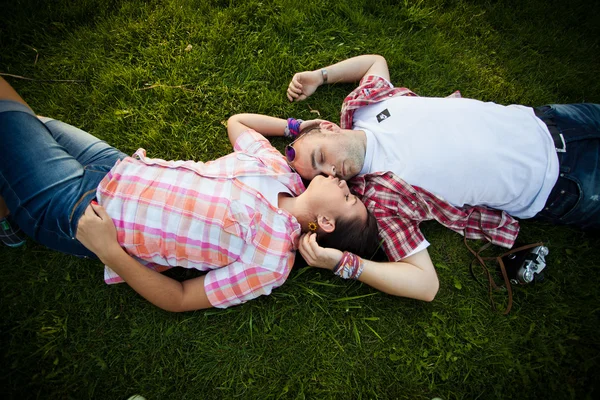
[308,221,318,232]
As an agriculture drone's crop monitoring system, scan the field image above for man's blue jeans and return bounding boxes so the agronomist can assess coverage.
[534,104,600,229]
[0,100,127,257]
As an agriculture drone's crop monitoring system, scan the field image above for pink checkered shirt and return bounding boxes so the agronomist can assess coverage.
[96,130,305,308]
[344,76,520,261]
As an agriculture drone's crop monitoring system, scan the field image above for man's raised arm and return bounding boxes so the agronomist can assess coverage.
[287,54,390,102]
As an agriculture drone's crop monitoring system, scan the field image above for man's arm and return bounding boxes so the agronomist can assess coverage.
[76,203,212,312]
[287,54,391,102]
[299,232,439,302]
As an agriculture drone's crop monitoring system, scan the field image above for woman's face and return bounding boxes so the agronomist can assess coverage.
[304,175,367,226]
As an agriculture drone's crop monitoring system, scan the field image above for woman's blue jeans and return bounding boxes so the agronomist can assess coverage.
[534,103,600,229]
[0,100,127,257]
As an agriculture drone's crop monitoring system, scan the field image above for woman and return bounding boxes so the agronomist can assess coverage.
[0,77,380,311]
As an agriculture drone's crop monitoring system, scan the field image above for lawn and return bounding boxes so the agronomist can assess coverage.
[1,0,599,399]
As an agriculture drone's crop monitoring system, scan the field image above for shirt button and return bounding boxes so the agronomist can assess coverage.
[560,190,565,194]
[388,94,393,97]
[411,201,417,205]
[228,174,234,179]
[257,193,262,198]
[560,173,564,177]
[277,210,283,214]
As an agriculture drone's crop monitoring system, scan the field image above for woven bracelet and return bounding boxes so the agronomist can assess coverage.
[284,118,303,139]
[333,252,365,280]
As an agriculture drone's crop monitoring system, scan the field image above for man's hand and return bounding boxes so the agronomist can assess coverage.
[286,55,390,103]
[287,70,322,102]
[76,202,123,263]
[298,232,343,270]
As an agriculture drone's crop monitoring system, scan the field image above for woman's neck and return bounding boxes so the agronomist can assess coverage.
[278,193,308,230]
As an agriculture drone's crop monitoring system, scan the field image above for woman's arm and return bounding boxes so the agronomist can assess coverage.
[76,203,212,312]
[226,113,322,144]
[227,114,287,146]
[298,232,439,302]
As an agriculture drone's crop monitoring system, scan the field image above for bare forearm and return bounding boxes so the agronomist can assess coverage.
[319,54,388,84]
[287,54,390,102]
[299,234,438,302]
[102,248,205,312]
[227,113,288,144]
[358,259,439,302]
[230,113,286,136]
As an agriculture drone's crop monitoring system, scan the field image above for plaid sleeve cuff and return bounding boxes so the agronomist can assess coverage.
[233,129,269,153]
[377,216,427,262]
[204,261,291,308]
[359,74,395,89]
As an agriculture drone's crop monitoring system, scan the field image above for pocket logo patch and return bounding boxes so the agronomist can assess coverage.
[376,109,391,123]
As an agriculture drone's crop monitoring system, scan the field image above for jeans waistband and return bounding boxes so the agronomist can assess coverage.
[534,107,566,153]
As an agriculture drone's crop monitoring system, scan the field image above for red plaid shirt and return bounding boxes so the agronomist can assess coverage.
[344,76,519,261]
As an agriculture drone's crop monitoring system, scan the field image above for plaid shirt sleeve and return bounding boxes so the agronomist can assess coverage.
[234,129,283,158]
[204,259,293,308]
[352,174,428,262]
[340,75,417,129]
[352,172,519,262]
[373,211,427,262]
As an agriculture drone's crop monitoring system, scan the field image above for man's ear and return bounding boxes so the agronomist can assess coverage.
[319,121,342,133]
[317,215,335,233]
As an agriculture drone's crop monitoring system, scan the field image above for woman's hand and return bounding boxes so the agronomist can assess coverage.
[287,70,322,102]
[299,119,326,132]
[76,202,123,263]
[298,232,343,270]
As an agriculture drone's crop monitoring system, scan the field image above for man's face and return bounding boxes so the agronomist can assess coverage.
[289,128,366,181]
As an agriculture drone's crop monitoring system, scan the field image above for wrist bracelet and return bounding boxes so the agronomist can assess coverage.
[333,252,364,280]
[321,68,328,84]
[285,118,304,139]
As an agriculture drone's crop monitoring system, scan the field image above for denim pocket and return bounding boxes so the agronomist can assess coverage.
[541,174,582,220]
[69,165,114,238]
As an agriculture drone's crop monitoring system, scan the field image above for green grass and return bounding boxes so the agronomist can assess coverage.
[1,0,600,398]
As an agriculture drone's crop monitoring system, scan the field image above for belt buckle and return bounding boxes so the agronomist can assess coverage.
[555,132,566,153]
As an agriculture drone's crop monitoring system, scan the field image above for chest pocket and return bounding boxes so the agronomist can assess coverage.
[223,200,262,244]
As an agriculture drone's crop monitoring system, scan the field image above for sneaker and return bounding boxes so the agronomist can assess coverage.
[0,216,26,248]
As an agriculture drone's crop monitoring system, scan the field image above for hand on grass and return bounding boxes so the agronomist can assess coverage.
[76,202,123,263]
[287,70,322,102]
[298,232,342,270]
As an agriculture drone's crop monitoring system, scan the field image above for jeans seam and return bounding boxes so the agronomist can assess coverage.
[69,189,97,235]
[2,171,92,256]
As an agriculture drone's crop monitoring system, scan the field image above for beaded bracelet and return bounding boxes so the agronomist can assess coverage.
[333,251,365,280]
[284,118,304,139]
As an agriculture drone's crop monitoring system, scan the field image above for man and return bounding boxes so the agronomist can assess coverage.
[276,55,599,302]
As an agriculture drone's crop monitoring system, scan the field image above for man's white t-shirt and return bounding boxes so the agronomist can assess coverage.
[354,95,559,218]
